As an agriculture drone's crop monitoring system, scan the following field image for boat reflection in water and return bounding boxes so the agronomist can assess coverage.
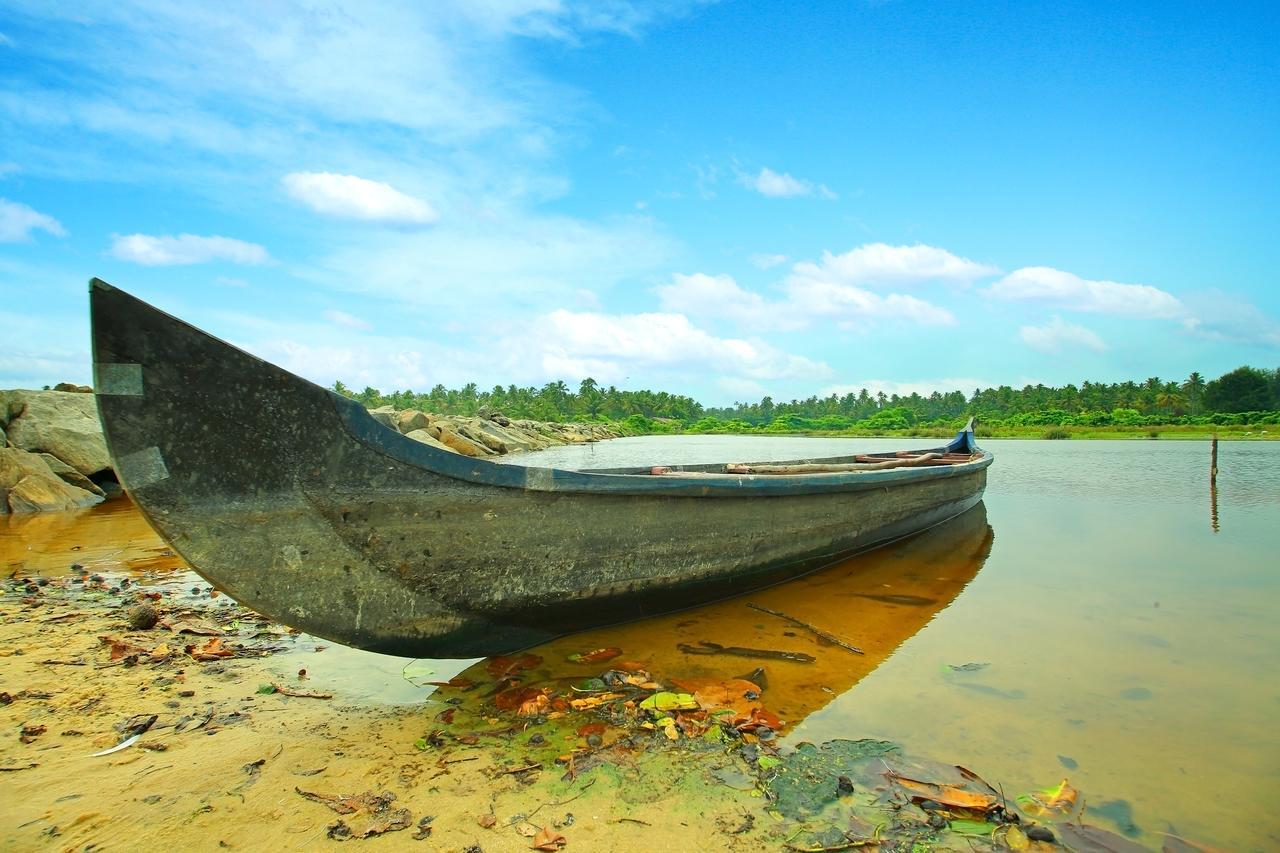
[447,502,993,733]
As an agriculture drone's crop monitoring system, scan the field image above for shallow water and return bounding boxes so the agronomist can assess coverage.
[3,437,1277,849]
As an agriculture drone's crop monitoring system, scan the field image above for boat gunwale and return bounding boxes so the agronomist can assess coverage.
[331,391,993,498]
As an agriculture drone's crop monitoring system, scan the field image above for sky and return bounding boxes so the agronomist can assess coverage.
[1,0,1277,405]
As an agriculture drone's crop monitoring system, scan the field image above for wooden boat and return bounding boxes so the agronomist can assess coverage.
[89,278,993,657]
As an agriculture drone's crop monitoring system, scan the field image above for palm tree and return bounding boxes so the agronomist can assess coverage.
[1181,372,1205,415]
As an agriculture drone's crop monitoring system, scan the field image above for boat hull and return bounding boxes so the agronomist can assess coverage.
[90,279,992,657]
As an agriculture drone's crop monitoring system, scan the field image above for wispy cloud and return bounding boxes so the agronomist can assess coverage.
[985,266,1183,318]
[283,172,438,225]
[111,233,270,266]
[749,252,788,269]
[657,243,972,332]
[324,309,372,331]
[742,167,836,199]
[793,243,999,288]
[0,198,65,242]
[1019,315,1108,354]
[503,309,831,384]
[1181,291,1280,349]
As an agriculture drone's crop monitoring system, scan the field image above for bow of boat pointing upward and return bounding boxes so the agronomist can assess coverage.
[89,278,993,656]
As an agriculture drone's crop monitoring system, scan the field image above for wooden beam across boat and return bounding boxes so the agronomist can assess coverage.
[89,279,993,657]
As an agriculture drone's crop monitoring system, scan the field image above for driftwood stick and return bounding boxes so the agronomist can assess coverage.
[748,604,864,655]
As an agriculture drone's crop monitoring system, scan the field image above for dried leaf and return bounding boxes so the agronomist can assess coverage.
[189,637,236,661]
[486,653,542,678]
[1019,778,1079,818]
[566,647,622,664]
[672,677,762,715]
[886,771,1001,813]
[477,814,497,829]
[100,635,148,661]
[163,617,223,636]
[532,827,567,850]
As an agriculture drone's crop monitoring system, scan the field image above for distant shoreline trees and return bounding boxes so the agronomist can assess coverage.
[332,365,1280,432]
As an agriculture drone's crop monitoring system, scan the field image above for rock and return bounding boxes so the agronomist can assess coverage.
[53,383,93,393]
[395,410,432,434]
[0,390,111,476]
[456,420,508,454]
[1,446,104,513]
[367,405,397,429]
[38,453,106,497]
[0,423,6,447]
[429,425,491,457]
[1026,826,1055,842]
[404,429,455,453]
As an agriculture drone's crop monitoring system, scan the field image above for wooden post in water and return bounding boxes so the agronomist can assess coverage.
[1210,435,1220,533]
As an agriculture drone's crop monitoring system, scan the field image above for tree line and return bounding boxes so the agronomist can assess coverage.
[333,365,1280,431]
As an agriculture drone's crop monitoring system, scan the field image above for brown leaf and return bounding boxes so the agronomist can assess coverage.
[672,677,763,715]
[486,653,542,678]
[532,827,567,850]
[1021,778,1079,817]
[477,814,497,829]
[566,647,622,664]
[100,635,148,661]
[887,772,1001,813]
[189,637,236,661]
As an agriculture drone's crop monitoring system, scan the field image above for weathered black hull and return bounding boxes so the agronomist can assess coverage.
[90,279,993,657]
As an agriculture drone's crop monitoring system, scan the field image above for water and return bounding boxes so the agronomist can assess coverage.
[4,436,1277,848]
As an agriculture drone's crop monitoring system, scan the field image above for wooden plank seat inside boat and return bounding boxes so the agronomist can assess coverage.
[646,451,983,477]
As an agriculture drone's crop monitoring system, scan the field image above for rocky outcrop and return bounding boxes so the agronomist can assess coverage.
[1,390,112,477]
[0,446,104,513]
[0,386,629,513]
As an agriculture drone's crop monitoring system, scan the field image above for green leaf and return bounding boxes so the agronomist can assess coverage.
[638,691,698,712]
[257,683,277,694]
[757,755,781,771]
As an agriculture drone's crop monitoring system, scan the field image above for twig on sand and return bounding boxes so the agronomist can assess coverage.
[514,778,596,824]
[748,604,864,655]
[612,817,650,826]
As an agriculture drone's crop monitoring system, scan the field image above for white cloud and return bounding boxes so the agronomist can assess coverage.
[784,276,956,328]
[111,233,270,266]
[324,309,372,331]
[656,272,781,329]
[793,243,998,288]
[1019,316,1108,354]
[1181,291,1280,348]
[656,260,956,333]
[985,266,1184,318]
[749,252,788,269]
[0,198,65,242]
[282,172,438,225]
[507,310,830,384]
[742,167,836,199]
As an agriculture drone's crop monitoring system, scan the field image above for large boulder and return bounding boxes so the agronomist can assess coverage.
[39,452,106,497]
[428,423,492,457]
[1,390,111,476]
[367,405,398,429]
[0,446,104,514]
[396,410,432,434]
[0,423,6,447]
[404,428,454,453]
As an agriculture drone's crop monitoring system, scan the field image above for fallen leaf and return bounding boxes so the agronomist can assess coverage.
[486,653,542,678]
[477,814,497,829]
[1019,778,1079,818]
[638,692,698,712]
[532,827,567,850]
[672,677,762,715]
[566,647,622,664]
[163,617,223,636]
[100,636,148,661]
[189,637,236,661]
[886,771,1001,814]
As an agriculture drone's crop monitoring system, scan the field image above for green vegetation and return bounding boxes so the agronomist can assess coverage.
[333,366,1280,439]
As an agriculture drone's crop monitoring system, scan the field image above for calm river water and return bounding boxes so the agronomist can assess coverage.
[2,437,1277,849]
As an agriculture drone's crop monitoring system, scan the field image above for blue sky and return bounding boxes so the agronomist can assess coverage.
[1,0,1277,404]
